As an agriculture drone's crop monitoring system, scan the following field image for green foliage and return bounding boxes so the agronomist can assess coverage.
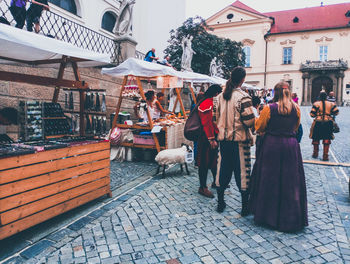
[164,16,245,79]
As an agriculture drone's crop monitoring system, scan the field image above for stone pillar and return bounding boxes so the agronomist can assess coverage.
[113,36,138,64]
[301,72,309,106]
[336,71,345,105]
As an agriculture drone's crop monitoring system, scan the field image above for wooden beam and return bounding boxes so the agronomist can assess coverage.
[0,71,88,89]
[0,56,88,66]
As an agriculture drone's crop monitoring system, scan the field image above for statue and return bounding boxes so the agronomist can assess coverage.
[181,35,195,72]
[115,0,136,37]
[209,57,224,77]
[209,57,218,77]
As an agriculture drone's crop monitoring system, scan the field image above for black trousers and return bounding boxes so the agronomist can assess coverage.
[218,141,242,191]
[9,5,26,28]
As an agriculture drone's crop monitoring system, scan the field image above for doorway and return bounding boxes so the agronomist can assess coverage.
[311,76,333,103]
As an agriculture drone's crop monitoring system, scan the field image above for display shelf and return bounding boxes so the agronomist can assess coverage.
[63,88,106,92]
[63,110,106,116]
[42,117,67,120]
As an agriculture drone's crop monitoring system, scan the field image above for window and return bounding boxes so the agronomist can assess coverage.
[293,17,299,23]
[227,13,234,19]
[102,11,117,33]
[49,0,77,15]
[319,46,328,61]
[283,47,292,64]
[243,46,251,67]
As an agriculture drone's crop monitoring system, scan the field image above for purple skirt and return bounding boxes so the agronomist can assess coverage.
[249,134,308,232]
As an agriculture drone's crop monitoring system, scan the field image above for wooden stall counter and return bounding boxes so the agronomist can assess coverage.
[0,140,111,240]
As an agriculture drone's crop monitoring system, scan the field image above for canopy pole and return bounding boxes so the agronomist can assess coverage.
[136,77,161,152]
[175,87,186,118]
[52,58,67,103]
[112,76,128,130]
[71,61,86,137]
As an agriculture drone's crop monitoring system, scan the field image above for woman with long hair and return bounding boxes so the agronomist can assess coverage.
[216,67,255,214]
[310,91,339,161]
[249,82,308,232]
[196,84,222,198]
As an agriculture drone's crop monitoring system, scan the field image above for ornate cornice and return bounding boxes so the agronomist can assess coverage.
[315,36,333,43]
[300,59,348,72]
[280,39,296,45]
[242,38,255,46]
[300,34,310,40]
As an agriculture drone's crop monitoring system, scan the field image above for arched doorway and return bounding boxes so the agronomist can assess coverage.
[312,76,333,103]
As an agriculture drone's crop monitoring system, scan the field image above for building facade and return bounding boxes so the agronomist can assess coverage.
[206,1,350,105]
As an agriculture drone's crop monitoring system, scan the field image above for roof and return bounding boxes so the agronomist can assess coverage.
[231,0,264,16]
[0,23,110,67]
[264,2,350,34]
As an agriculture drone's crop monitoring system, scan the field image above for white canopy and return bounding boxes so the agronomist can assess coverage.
[242,83,261,90]
[102,58,226,85]
[102,58,178,78]
[0,23,110,67]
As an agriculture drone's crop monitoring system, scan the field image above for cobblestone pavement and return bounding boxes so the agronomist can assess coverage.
[1,107,349,264]
[110,161,158,191]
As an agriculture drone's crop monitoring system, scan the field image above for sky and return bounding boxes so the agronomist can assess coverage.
[186,0,350,18]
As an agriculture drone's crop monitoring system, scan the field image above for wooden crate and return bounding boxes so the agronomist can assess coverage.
[0,141,111,240]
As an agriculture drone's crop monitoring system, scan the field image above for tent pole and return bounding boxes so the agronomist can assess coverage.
[189,83,197,104]
[175,87,186,118]
[136,77,161,152]
[52,58,67,103]
[112,76,128,130]
[72,62,85,137]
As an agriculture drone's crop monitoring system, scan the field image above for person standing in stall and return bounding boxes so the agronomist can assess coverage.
[196,84,222,198]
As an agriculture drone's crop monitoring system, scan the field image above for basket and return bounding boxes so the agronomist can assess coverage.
[133,134,155,145]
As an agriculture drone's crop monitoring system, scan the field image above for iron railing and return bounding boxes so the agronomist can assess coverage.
[0,0,119,62]
[0,0,147,64]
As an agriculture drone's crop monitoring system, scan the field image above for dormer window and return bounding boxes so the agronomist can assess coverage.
[293,17,299,23]
[227,13,234,19]
[345,10,350,17]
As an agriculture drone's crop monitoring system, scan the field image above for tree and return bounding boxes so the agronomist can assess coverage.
[164,16,245,79]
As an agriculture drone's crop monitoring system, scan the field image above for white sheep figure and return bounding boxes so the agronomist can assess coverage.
[155,145,191,177]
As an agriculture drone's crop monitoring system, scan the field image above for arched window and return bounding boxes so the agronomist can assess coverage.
[49,0,77,15]
[101,11,117,33]
[243,46,251,67]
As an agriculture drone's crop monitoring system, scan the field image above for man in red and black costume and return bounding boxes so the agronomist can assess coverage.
[196,84,222,198]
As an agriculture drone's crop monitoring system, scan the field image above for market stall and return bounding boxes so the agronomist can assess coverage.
[102,58,191,153]
[0,23,111,240]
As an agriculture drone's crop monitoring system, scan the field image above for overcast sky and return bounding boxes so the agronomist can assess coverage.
[186,0,350,19]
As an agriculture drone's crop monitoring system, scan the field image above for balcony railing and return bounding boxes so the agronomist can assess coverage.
[0,0,123,63]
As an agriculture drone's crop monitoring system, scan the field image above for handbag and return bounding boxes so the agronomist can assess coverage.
[184,99,205,141]
[332,120,340,133]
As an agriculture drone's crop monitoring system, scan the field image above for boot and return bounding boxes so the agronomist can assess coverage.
[217,188,226,213]
[198,187,214,198]
[241,191,250,217]
[312,141,319,158]
[323,144,330,161]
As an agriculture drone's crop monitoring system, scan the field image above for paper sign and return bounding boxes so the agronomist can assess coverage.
[151,125,162,133]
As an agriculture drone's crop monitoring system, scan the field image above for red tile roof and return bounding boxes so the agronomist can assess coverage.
[264,3,350,34]
[231,0,264,16]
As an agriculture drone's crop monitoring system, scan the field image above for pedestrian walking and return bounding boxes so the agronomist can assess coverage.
[196,84,222,198]
[249,81,308,232]
[215,67,255,214]
[310,90,339,161]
